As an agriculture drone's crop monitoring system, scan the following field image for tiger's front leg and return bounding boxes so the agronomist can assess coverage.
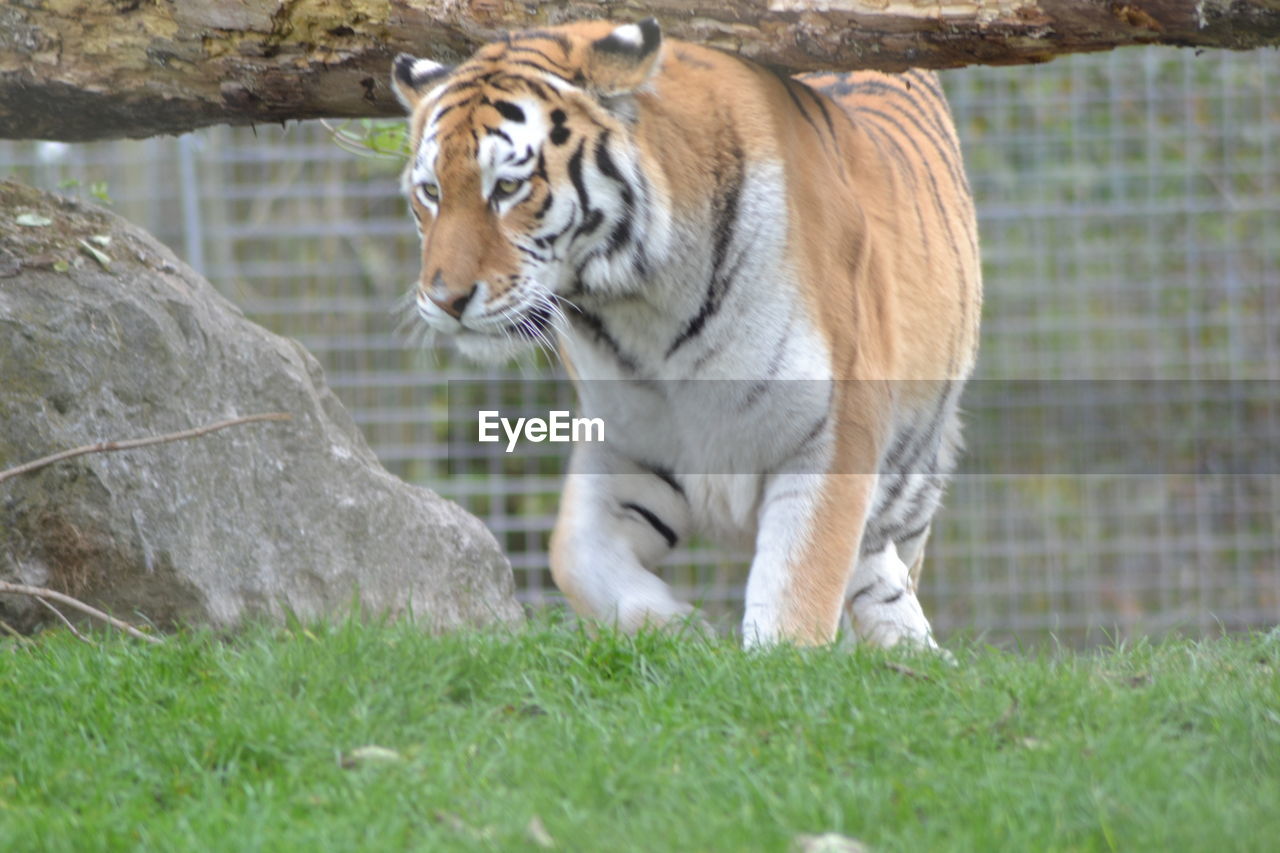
[742,472,875,647]
[550,445,696,632]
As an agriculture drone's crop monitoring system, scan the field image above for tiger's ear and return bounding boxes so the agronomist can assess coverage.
[391,53,453,111]
[582,18,663,97]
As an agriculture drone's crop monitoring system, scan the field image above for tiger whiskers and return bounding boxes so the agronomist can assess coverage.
[549,291,583,320]
[392,288,436,350]
[496,296,559,367]
[533,290,572,363]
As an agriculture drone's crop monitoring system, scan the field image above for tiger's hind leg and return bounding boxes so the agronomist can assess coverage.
[837,523,931,646]
[845,539,939,650]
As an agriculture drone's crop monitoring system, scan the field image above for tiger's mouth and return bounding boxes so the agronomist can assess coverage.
[416,292,556,339]
[413,284,563,363]
[441,300,558,364]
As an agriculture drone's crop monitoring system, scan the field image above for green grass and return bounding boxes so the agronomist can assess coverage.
[2,617,1278,852]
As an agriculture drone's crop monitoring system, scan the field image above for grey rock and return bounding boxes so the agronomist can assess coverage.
[0,180,523,633]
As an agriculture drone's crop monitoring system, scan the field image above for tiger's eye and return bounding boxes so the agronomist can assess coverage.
[417,182,440,204]
[494,178,522,198]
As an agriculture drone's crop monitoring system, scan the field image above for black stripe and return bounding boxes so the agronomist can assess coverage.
[503,45,574,75]
[594,132,625,186]
[532,189,554,221]
[762,405,831,481]
[886,473,939,532]
[794,414,828,453]
[769,68,825,142]
[593,132,637,257]
[873,473,913,522]
[567,139,590,212]
[521,77,553,101]
[439,75,491,99]
[708,160,742,274]
[486,78,520,95]
[879,422,920,476]
[606,218,632,257]
[483,126,512,144]
[896,519,934,546]
[875,388,952,513]
[573,209,604,239]
[489,74,555,102]
[859,527,888,557]
[864,500,936,558]
[569,311,638,373]
[904,69,945,98]
[637,461,685,497]
[515,29,574,53]
[510,59,577,85]
[620,502,678,549]
[675,48,714,70]
[690,337,729,373]
[740,310,796,409]
[667,246,746,358]
[431,99,467,124]
[538,202,578,246]
[799,80,837,138]
[868,425,940,534]
[666,134,745,357]
[914,472,948,524]
[855,121,916,186]
[740,381,768,410]
[516,243,551,262]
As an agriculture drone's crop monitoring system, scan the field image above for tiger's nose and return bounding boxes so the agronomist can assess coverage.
[426,273,477,319]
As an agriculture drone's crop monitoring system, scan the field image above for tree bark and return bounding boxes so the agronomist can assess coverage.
[3,0,1278,142]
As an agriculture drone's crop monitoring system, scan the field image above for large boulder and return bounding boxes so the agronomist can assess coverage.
[0,180,523,633]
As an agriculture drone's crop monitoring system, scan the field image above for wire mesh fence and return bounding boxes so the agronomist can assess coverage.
[4,46,1278,645]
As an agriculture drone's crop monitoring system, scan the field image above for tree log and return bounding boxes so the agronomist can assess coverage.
[3,1,1278,142]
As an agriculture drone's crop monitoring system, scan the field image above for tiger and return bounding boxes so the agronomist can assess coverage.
[391,18,981,648]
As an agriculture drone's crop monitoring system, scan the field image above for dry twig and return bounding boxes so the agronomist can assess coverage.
[0,412,292,485]
[34,595,96,646]
[0,616,30,643]
[882,660,932,681]
[0,582,163,644]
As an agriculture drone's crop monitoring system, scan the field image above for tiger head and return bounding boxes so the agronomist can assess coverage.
[392,18,671,363]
